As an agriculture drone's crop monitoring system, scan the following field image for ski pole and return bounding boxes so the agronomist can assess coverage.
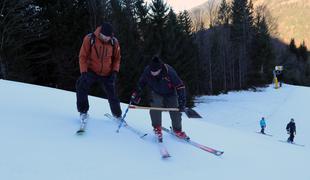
[116,100,132,133]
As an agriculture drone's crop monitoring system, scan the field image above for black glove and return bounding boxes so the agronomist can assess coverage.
[80,72,88,81]
[131,91,141,104]
[110,71,118,81]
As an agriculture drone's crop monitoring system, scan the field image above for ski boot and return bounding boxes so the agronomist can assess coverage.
[154,126,163,143]
[173,129,190,140]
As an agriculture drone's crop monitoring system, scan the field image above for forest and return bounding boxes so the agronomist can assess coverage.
[1,0,309,106]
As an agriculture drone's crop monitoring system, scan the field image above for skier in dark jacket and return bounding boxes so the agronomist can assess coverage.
[131,56,187,141]
[286,118,296,143]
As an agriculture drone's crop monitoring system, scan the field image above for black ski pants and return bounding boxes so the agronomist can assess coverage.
[288,132,295,142]
[149,91,182,131]
[261,126,265,134]
[76,71,122,117]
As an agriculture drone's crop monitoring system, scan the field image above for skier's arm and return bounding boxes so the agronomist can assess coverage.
[131,68,148,103]
[79,35,91,73]
[111,38,121,72]
[169,68,186,110]
[286,124,289,131]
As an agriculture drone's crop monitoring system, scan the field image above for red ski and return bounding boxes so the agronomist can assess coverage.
[162,127,224,156]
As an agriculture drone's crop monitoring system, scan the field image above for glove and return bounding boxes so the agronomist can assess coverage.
[109,71,118,81]
[131,91,141,104]
[80,72,88,81]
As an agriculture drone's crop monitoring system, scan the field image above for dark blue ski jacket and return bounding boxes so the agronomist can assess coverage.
[136,64,186,103]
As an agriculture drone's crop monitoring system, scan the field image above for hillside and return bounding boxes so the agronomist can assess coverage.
[0,79,309,180]
[191,0,310,47]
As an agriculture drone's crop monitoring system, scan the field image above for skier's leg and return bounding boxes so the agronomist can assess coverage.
[288,133,293,142]
[76,72,96,113]
[164,94,182,131]
[262,127,265,134]
[101,76,122,118]
[291,133,295,142]
[149,91,164,128]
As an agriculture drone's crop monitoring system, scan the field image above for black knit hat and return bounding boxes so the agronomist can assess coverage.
[101,22,113,37]
[150,56,163,72]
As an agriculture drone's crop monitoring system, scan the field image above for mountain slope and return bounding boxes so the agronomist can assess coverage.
[0,79,309,180]
[191,0,310,47]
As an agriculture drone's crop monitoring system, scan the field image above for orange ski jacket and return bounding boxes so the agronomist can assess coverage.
[79,26,121,76]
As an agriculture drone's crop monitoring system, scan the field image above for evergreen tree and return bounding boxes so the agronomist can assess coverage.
[33,0,92,89]
[178,10,193,35]
[148,0,169,55]
[289,38,298,55]
[230,0,254,89]
[250,16,274,85]
[134,0,150,38]
[298,41,308,62]
[0,0,48,82]
[216,0,231,26]
[114,0,147,102]
[87,0,111,30]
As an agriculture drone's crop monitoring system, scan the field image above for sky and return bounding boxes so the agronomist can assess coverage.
[1,79,309,180]
[145,0,207,12]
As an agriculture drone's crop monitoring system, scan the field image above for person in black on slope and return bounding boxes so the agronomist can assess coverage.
[286,118,296,143]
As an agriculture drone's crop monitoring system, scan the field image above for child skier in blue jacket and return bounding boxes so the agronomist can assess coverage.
[260,117,266,134]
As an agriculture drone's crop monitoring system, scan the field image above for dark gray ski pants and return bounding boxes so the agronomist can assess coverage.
[149,91,182,131]
[76,71,122,117]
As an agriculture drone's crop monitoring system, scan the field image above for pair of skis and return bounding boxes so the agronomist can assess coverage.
[162,127,224,157]
[255,132,305,147]
[256,132,273,136]
[104,113,170,159]
[75,113,148,138]
[104,113,148,138]
[76,113,224,158]
[278,140,305,147]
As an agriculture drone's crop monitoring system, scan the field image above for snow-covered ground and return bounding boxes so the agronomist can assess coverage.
[0,79,309,180]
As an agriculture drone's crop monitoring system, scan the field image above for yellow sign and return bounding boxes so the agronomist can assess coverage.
[275,66,283,71]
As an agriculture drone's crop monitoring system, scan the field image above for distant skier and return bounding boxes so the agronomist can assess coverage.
[131,56,188,141]
[286,118,296,143]
[76,22,122,123]
[260,117,266,134]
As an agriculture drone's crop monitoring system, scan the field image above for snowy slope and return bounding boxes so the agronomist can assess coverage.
[0,80,309,180]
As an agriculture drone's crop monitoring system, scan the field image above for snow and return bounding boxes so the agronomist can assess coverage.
[0,79,309,180]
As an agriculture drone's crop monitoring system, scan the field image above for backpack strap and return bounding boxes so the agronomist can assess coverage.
[110,37,116,62]
[88,33,96,46]
[86,33,96,56]
[162,64,170,81]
